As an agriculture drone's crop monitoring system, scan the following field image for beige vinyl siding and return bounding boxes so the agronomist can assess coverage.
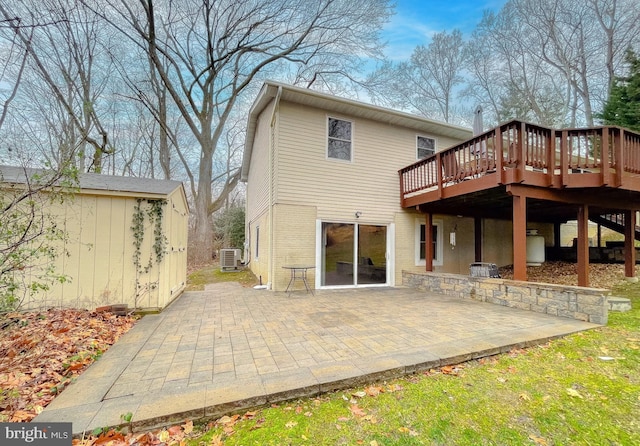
[266,100,469,284]
[274,102,461,223]
[245,100,276,287]
[16,185,188,311]
[246,100,275,223]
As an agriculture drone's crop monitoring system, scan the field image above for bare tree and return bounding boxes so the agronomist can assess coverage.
[410,30,467,123]
[466,0,640,128]
[94,0,391,262]
[0,0,115,172]
[465,6,568,127]
[0,18,29,132]
[366,30,467,124]
[587,0,640,98]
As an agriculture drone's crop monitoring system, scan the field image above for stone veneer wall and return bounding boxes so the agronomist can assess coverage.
[403,271,608,325]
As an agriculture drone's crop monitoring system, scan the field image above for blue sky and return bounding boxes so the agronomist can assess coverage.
[382,0,508,60]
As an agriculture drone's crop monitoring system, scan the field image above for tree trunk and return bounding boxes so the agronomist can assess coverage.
[192,196,213,264]
[190,143,214,264]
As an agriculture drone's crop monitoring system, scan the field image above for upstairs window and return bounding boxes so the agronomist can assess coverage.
[417,136,436,159]
[328,117,352,161]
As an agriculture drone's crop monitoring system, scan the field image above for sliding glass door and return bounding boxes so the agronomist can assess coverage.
[321,222,387,286]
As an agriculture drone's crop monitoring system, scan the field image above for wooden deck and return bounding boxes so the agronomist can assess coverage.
[399,120,640,285]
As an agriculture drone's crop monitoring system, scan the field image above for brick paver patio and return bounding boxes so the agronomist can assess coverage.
[35,282,599,435]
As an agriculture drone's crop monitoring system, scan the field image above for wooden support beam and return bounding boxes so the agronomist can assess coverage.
[624,210,637,280]
[601,127,610,186]
[436,153,443,200]
[516,122,526,182]
[495,126,504,183]
[554,222,562,259]
[474,217,482,262]
[513,194,527,281]
[425,213,433,272]
[577,205,589,287]
[615,129,624,187]
[506,184,638,210]
[560,130,569,186]
[554,222,561,247]
[546,128,556,186]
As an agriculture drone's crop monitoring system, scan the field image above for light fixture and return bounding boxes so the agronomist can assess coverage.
[355,211,362,218]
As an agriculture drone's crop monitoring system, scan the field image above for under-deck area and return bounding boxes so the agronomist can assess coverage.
[399,120,640,286]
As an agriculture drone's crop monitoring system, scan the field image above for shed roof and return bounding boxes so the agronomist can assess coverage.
[1,165,184,196]
[241,80,473,182]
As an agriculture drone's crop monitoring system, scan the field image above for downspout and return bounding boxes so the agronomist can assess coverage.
[268,86,282,289]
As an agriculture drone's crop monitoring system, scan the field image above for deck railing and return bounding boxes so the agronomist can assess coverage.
[399,120,640,206]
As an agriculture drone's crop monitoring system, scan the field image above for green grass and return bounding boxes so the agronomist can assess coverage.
[186,281,640,445]
[186,264,258,290]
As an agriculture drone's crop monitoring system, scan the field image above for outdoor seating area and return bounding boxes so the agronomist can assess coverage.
[400,120,640,206]
[400,120,640,287]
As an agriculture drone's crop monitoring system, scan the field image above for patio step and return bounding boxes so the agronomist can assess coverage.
[607,297,632,312]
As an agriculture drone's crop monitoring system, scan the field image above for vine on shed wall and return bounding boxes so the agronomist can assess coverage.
[131,198,168,308]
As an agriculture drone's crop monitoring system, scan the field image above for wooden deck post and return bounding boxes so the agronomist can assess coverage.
[546,128,556,186]
[516,122,526,182]
[560,130,569,187]
[624,210,637,281]
[513,194,527,281]
[601,127,610,186]
[577,205,589,287]
[474,217,482,262]
[554,222,562,259]
[615,129,624,187]
[425,213,433,272]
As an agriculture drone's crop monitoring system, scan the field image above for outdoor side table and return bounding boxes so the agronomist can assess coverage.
[282,265,315,295]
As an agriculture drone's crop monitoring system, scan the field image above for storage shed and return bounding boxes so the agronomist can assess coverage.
[0,165,188,312]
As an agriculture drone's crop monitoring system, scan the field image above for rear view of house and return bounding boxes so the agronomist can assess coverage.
[242,82,640,293]
[241,81,472,291]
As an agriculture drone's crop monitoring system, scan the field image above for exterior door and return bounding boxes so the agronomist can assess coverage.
[321,222,387,286]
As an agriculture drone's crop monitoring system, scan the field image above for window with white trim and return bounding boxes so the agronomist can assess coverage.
[415,219,443,266]
[328,117,352,161]
[417,135,436,159]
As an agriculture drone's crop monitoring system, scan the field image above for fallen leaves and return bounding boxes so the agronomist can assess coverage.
[349,404,367,418]
[529,434,549,445]
[441,364,465,376]
[0,308,137,423]
[76,422,197,446]
[519,392,531,401]
[566,388,584,399]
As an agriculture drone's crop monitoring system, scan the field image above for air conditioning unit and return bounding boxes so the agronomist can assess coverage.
[220,248,242,271]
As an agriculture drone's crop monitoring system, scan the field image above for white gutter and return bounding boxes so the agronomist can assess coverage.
[267,85,282,290]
